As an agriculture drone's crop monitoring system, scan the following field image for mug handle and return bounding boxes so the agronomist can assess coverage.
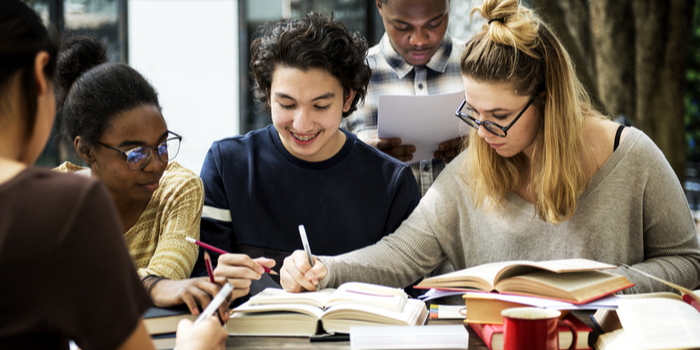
[558,319,578,350]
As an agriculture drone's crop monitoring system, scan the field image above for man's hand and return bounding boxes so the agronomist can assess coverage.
[213,254,276,299]
[434,136,465,163]
[365,135,416,162]
[280,250,328,293]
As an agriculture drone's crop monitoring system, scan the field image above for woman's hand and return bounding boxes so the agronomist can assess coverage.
[213,254,276,299]
[150,277,231,321]
[175,316,227,350]
[280,250,328,292]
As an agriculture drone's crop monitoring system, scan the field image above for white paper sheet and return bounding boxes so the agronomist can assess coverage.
[350,325,468,350]
[377,91,468,163]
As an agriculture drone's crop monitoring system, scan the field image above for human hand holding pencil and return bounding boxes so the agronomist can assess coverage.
[280,225,329,293]
[185,237,276,299]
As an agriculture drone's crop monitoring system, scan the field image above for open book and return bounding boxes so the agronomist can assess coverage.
[415,258,633,304]
[594,293,700,350]
[227,282,429,336]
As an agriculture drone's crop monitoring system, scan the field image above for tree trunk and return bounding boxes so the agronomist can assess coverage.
[632,0,692,180]
[531,0,602,110]
[531,0,692,182]
[590,1,636,123]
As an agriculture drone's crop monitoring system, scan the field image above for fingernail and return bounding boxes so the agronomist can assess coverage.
[411,146,416,152]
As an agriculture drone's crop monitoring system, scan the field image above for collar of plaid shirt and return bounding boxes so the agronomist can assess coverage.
[379,32,455,79]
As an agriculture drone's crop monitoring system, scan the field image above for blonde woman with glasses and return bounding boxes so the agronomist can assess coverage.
[280,0,700,295]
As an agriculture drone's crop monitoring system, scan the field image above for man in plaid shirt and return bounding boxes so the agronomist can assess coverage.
[342,0,466,196]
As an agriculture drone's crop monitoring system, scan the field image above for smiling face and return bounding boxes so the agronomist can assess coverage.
[90,104,168,204]
[462,77,542,159]
[377,0,449,67]
[270,66,355,162]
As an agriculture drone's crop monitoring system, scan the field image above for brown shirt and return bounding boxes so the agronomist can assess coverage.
[0,167,151,350]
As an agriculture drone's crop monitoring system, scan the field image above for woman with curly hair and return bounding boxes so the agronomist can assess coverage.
[281,0,700,295]
[194,12,421,293]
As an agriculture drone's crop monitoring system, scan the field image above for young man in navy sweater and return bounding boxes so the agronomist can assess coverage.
[193,13,420,298]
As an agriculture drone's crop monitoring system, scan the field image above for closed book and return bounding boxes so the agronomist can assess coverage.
[228,282,429,336]
[151,332,176,350]
[416,258,633,304]
[463,293,570,325]
[143,305,196,335]
[468,313,592,350]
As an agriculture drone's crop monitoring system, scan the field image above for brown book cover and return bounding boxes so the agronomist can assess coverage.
[416,258,633,304]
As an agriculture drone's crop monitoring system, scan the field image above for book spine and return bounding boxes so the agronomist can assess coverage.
[468,323,495,350]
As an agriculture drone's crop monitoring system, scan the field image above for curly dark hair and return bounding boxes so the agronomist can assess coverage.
[249,12,371,117]
[0,0,58,140]
[56,35,160,147]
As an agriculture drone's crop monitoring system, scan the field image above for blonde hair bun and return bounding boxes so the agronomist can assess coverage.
[472,0,540,57]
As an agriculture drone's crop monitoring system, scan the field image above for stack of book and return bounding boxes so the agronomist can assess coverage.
[415,258,634,350]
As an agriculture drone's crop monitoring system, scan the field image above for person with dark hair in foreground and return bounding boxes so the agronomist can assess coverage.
[0,1,226,349]
[194,13,420,296]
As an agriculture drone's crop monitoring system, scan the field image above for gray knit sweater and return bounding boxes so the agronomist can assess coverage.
[319,127,700,293]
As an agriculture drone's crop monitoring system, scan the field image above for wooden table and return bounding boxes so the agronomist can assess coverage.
[225,311,597,349]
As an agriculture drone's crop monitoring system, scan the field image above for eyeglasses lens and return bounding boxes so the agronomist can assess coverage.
[161,138,180,161]
[127,148,151,169]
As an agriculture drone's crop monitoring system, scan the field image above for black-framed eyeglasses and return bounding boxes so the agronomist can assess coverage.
[455,98,536,137]
[97,131,182,170]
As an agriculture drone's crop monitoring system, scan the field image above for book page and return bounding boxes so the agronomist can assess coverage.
[232,301,326,319]
[327,282,407,313]
[247,288,335,309]
[321,298,427,334]
[494,258,616,282]
[615,298,700,349]
[496,270,631,303]
[417,260,531,290]
[417,259,616,291]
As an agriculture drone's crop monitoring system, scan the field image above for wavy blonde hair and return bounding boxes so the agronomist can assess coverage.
[461,0,600,224]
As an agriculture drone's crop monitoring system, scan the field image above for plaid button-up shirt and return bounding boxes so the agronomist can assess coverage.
[342,33,466,196]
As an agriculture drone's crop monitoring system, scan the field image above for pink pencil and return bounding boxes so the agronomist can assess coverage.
[186,237,278,275]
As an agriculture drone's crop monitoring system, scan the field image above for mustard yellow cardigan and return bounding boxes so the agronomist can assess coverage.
[56,161,202,280]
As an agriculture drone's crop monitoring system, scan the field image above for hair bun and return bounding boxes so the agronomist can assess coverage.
[56,35,107,112]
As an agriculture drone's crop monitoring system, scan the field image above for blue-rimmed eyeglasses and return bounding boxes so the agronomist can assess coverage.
[97,131,182,170]
[455,98,536,137]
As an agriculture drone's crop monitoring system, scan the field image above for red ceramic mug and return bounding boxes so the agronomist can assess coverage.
[501,307,577,350]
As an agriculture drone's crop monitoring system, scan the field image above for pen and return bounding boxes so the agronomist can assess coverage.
[298,225,314,267]
[185,236,278,275]
[203,251,226,326]
[193,282,234,326]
